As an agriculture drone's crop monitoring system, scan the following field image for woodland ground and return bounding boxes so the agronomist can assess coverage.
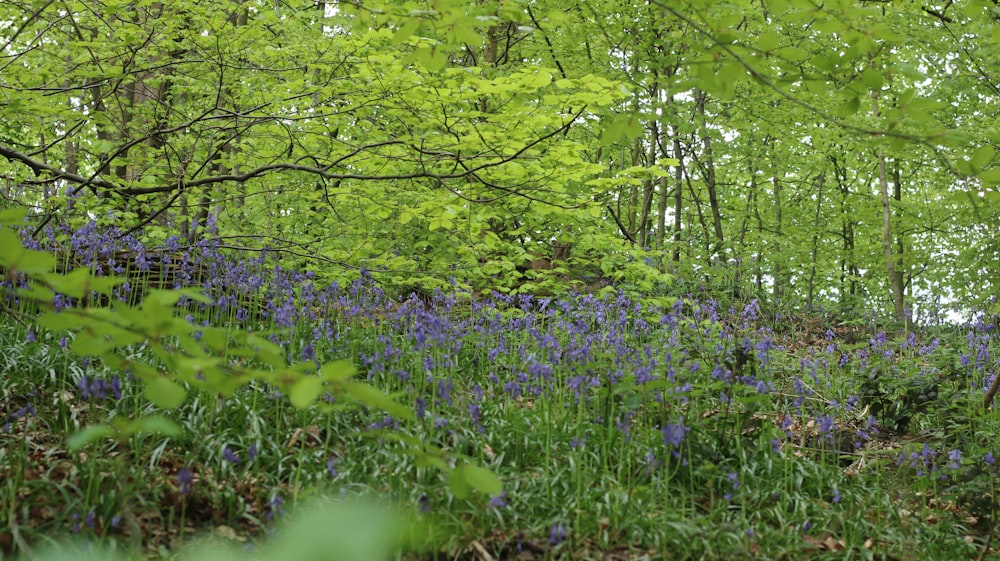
[2,236,1000,561]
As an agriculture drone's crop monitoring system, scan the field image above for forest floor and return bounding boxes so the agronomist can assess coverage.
[3,269,1000,560]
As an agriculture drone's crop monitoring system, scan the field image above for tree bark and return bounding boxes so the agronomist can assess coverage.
[694,89,725,261]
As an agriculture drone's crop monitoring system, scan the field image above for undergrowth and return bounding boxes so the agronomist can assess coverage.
[2,218,1000,560]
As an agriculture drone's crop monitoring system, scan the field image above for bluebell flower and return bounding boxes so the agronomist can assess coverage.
[222,447,241,464]
[661,418,689,449]
[549,523,567,545]
[947,449,962,470]
[266,493,285,521]
[177,467,194,495]
[488,491,508,509]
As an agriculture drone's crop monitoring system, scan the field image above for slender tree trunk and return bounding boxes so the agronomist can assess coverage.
[672,134,684,263]
[694,89,725,261]
[892,162,908,300]
[637,121,659,248]
[806,172,825,308]
[874,90,906,322]
[878,151,905,323]
[830,154,859,306]
[768,176,782,301]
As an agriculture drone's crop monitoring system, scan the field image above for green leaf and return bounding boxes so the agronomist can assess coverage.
[837,96,861,117]
[0,207,28,225]
[861,68,883,90]
[342,381,415,421]
[123,415,181,437]
[414,44,448,72]
[71,327,118,355]
[978,167,1000,186]
[39,267,124,298]
[757,30,780,52]
[36,311,90,331]
[321,359,357,381]
[971,146,996,171]
[600,113,643,146]
[145,376,187,409]
[452,462,502,496]
[290,376,324,408]
[447,468,472,499]
[392,19,421,44]
[0,230,55,273]
[67,425,116,450]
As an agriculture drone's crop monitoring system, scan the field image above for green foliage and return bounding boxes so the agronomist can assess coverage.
[0,210,500,498]
[29,499,417,561]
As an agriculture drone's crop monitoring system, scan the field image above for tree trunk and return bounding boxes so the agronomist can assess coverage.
[694,89,725,261]
[806,172,825,308]
[672,133,684,263]
[637,120,659,248]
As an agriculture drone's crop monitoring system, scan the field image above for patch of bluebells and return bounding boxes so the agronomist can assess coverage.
[897,443,940,478]
[76,376,122,400]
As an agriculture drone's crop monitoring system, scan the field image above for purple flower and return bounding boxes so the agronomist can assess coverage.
[177,467,194,495]
[301,342,316,364]
[488,491,508,509]
[266,493,285,521]
[986,452,995,466]
[468,402,483,433]
[77,376,121,400]
[831,489,841,504]
[248,443,258,461]
[27,329,36,343]
[326,457,338,478]
[661,418,689,449]
[947,449,962,470]
[222,447,241,464]
[549,523,567,545]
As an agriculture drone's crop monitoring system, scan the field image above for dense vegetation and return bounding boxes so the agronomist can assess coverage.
[2,1,1000,559]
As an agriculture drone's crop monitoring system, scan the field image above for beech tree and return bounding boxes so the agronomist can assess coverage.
[2,0,998,317]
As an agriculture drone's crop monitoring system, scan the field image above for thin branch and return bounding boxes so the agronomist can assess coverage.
[652,1,960,175]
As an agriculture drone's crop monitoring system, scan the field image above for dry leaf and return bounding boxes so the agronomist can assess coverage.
[286,427,303,448]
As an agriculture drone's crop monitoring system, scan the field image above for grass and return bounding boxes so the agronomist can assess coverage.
[2,227,1000,560]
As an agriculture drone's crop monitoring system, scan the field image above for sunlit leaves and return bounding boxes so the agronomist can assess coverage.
[600,113,643,146]
[144,376,188,409]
